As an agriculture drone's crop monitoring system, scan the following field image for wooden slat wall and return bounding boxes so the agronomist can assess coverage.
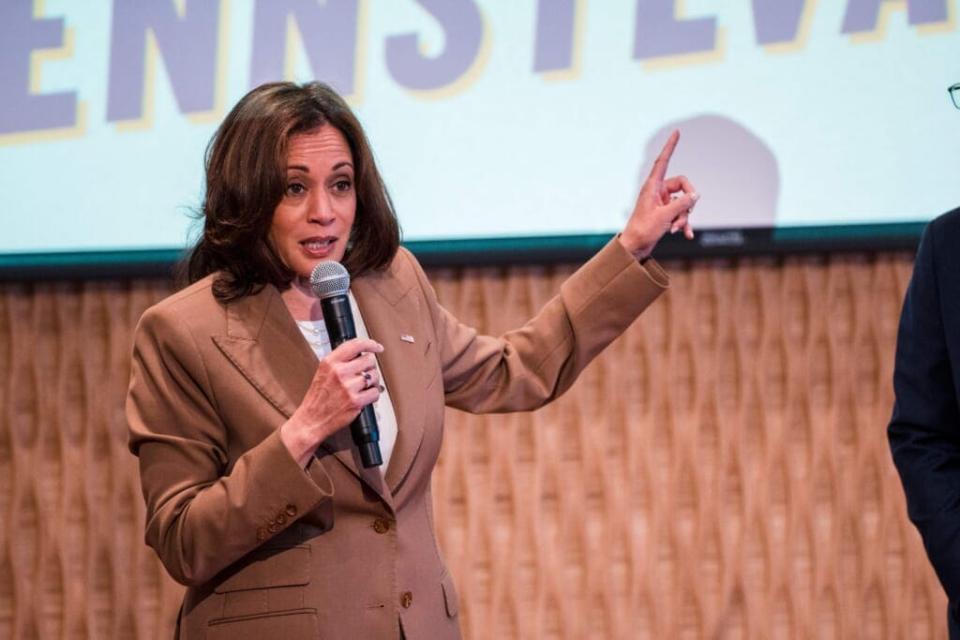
[0,252,944,639]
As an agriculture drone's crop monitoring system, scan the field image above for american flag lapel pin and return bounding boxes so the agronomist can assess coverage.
[400,334,415,343]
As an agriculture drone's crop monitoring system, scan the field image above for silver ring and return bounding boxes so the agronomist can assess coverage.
[362,370,373,389]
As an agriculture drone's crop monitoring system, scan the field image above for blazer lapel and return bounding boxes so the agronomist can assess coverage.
[211,272,427,505]
[352,270,427,494]
[212,285,317,419]
[212,285,395,506]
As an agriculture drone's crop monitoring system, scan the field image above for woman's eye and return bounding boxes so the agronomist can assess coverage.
[286,182,305,195]
[334,179,352,192]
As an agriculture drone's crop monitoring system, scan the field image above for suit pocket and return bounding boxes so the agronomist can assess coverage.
[207,607,318,639]
[214,545,311,593]
[441,571,459,618]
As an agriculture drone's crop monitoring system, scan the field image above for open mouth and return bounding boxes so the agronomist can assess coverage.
[302,238,335,250]
[300,237,338,257]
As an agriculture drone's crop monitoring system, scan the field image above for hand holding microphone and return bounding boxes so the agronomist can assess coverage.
[310,261,383,468]
[279,262,384,468]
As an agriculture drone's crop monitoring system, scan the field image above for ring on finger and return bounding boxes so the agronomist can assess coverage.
[361,370,373,389]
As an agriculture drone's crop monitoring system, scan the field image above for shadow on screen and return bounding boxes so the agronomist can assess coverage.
[637,115,780,229]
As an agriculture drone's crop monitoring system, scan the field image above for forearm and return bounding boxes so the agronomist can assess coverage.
[141,428,333,586]
[438,237,669,412]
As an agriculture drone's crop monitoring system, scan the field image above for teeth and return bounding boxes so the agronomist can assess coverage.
[304,239,334,250]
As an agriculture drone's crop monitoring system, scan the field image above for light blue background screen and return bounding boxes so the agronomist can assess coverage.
[1,1,958,256]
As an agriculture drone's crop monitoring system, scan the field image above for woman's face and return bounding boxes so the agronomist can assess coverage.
[269,124,357,279]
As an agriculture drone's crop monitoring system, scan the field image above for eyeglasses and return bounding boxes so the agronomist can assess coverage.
[950,83,960,109]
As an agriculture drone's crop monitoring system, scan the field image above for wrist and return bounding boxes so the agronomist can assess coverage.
[280,417,316,468]
[617,232,652,262]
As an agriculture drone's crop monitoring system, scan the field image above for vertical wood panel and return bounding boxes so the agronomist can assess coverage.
[0,252,943,639]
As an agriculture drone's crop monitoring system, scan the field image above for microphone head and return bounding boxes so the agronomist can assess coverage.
[310,261,350,299]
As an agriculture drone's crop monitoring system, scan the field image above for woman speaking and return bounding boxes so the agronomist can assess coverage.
[126,81,698,639]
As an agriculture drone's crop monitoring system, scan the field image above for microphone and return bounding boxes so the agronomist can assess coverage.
[310,261,382,468]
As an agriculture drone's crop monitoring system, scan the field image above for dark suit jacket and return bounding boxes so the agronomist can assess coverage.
[890,206,960,637]
[127,238,669,639]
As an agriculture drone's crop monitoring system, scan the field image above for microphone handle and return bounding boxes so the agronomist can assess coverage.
[353,406,383,468]
[320,295,382,468]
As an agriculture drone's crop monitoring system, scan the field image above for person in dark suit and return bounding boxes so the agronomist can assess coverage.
[890,83,960,637]
[890,202,960,637]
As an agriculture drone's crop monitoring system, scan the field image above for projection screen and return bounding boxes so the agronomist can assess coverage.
[1,0,958,270]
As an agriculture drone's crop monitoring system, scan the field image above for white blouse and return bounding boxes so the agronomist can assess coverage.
[295,292,398,473]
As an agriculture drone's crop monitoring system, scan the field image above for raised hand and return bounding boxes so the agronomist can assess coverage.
[619,130,699,259]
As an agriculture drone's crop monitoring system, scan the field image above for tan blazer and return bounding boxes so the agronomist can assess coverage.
[126,238,668,639]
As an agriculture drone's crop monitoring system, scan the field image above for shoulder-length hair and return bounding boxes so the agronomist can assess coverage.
[183,82,400,301]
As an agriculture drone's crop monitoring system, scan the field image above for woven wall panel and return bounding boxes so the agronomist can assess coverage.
[0,253,944,639]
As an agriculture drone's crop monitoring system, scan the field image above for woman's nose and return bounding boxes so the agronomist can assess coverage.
[307,191,336,224]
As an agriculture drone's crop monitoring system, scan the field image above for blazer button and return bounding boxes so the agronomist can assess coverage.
[372,518,391,534]
[267,522,280,533]
[256,528,268,542]
[285,504,298,517]
[276,513,287,525]
[400,591,413,608]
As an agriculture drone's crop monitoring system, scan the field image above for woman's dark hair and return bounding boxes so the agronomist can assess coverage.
[183,81,400,301]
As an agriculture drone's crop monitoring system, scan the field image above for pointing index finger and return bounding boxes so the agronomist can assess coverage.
[648,129,680,183]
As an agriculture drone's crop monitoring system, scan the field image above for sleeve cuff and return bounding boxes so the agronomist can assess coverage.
[561,236,670,318]
[247,429,335,544]
[638,255,669,289]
